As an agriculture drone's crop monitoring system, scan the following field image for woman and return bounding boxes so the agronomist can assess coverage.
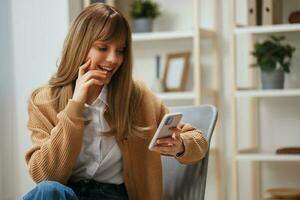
[22,3,208,200]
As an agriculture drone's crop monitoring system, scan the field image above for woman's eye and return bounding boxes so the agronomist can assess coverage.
[97,47,107,51]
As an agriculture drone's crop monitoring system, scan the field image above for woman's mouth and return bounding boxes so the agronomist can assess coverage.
[98,65,113,74]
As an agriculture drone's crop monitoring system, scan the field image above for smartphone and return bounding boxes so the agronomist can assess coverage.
[148,112,183,151]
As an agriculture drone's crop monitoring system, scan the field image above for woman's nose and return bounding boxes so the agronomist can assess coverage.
[106,51,118,64]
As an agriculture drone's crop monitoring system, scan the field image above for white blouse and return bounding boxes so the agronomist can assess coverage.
[70,86,123,184]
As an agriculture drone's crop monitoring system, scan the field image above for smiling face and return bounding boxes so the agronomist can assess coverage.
[86,40,126,85]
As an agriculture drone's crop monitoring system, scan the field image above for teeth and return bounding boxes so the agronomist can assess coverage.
[99,66,113,72]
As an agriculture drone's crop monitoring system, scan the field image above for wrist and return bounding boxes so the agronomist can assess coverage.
[175,150,184,157]
[175,144,185,157]
[71,93,86,104]
[65,99,85,117]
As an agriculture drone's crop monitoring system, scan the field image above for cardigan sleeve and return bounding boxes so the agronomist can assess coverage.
[175,123,208,164]
[25,87,85,184]
[151,88,208,164]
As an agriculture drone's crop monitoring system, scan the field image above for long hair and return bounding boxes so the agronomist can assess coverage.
[48,3,146,139]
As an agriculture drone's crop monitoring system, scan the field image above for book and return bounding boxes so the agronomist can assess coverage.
[262,0,282,25]
[236,0,262,26]
[248,0,257,26]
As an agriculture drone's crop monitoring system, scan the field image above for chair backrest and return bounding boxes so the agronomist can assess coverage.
[162,104,218,200]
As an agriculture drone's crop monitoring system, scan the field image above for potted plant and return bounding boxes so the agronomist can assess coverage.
[130,0,160,33]
[252,35,296,89]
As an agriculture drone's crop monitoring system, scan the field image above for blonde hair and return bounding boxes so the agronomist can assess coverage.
[48,3,145,139]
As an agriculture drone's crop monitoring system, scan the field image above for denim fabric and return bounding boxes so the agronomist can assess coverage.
[67,179,128,200]
[22,180,128,200]
[22,181,79,200]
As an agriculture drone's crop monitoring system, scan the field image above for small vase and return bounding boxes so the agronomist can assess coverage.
[133,18,153,33]
[152,78,164,93]
[261,70,284,89]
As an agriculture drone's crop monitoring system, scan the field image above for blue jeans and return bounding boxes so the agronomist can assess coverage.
[22,180,128,200]
[22,181,78,200]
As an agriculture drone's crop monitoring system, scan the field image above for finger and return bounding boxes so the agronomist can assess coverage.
[83,70,108,77]
[172,132,181,141]
[169,127,181,134]
[153,144,181,156]
[173,132,184,147]
[78,59,91,77]
[81,70,108,82]
[152,148,174,156]
[155,143,173,147]
[153,147,176,156]
[156,138,174,145]
[83,78,103,89]
[153,145,177,153]
[157,135,181,147]
[170,127,182,138]
[169,128,182,140]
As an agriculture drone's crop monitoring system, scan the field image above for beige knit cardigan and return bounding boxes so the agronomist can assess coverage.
[25,83,208,200]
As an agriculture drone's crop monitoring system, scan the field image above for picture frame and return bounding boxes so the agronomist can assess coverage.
[162,52,190,92]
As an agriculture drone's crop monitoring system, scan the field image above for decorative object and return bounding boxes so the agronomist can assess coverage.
[267,188,300,199]
[130,0,160,32]
[235,0,261,26]
[288,11,300,23]
[276,147,300,154]
[152,55,164,93]
[251,35,296,89]
[162,52,190,92]
[262,0,282,25]
[260,70,284,89]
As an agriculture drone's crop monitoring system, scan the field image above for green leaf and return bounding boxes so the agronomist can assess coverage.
[251,35,296,73]
[130,0,160,19]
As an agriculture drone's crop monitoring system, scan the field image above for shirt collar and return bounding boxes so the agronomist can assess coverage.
[99,85,108,107]
[84,85,109,108]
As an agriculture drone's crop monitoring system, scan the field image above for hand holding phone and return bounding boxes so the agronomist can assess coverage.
[148,112,182,151]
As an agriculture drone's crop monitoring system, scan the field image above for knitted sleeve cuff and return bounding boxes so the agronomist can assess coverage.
[175,131,208,163]
[64,99,85,118]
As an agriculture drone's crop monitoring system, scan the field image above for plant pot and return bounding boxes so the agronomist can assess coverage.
[133,18,153,33]
[261,70,284,89]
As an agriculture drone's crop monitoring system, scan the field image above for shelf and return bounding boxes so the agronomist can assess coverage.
[132,28,216,42]
[235,89,300,98]
[132,31,193,41]
[234,24,300,34]
[156,91,195,101]
[200,28,217,38]
[237,153,300,162]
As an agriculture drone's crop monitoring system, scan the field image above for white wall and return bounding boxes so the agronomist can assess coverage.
[7,0,69,198]
[0,0,15,199]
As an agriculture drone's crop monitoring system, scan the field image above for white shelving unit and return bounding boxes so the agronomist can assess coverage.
[132,28,216,42]
[235,89,300,98]
[230,1,300,200]
[235,23,300,34]
[132,31,193,41]
[156,91,195,101]
[237,153,300,162]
